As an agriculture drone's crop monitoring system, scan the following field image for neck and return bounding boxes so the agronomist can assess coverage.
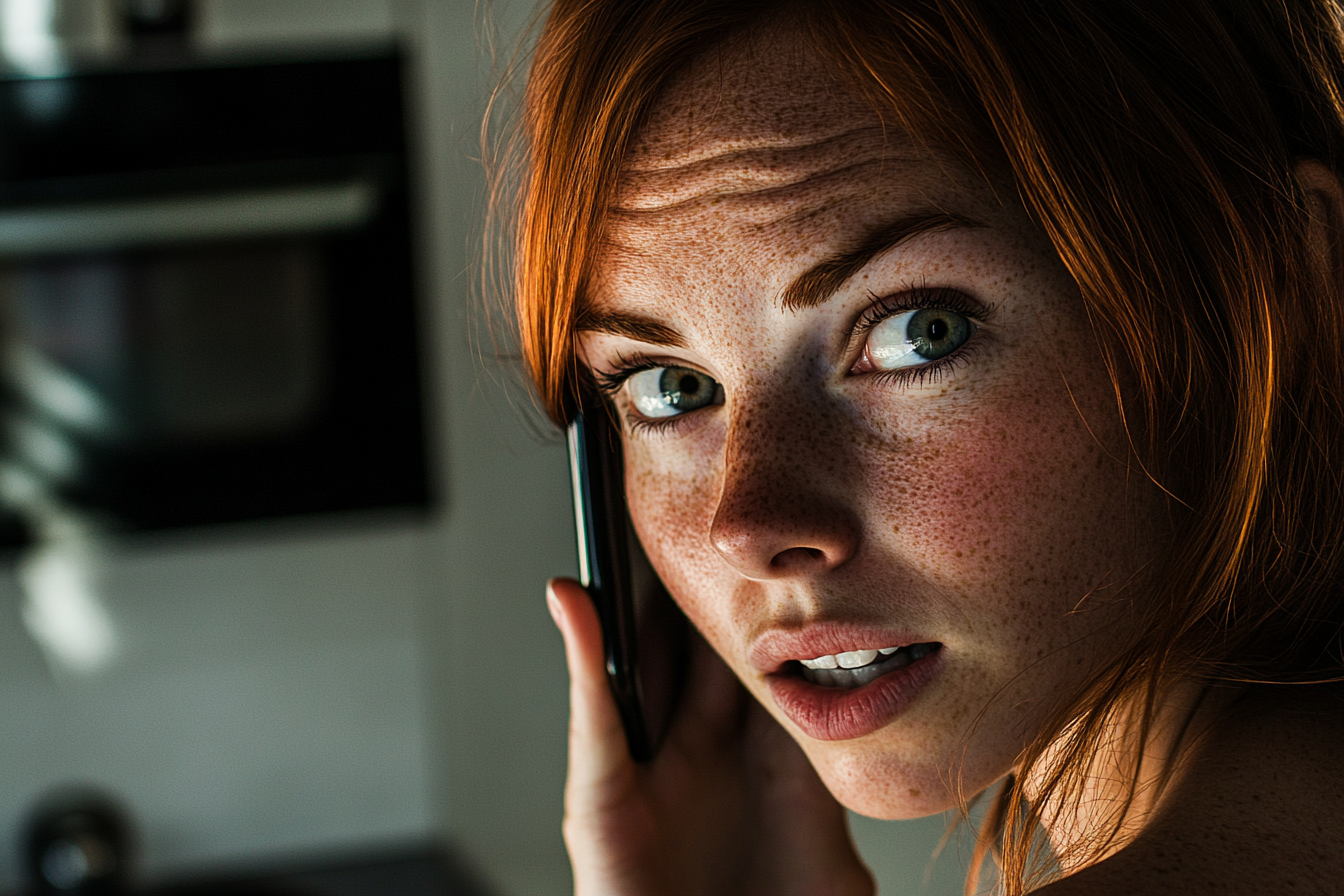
[1028,678,1242,874]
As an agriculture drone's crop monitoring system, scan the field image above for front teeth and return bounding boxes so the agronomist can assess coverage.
[795,643,939,688]
[800,646,900,670]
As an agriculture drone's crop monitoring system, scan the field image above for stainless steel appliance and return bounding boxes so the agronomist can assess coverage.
[0,48,429,541]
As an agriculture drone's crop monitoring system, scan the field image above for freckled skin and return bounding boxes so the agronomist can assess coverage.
[581,37,1171,821]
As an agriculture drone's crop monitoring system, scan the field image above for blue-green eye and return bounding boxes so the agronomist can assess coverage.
[626,366,722,418]
[866,307,974,370]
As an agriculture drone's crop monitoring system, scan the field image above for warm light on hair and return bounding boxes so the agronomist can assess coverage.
[496,1,1344,891]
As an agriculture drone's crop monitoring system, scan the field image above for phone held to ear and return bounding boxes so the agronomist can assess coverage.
[567,396,689,761]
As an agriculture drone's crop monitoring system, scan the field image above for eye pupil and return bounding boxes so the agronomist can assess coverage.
[679,374,699,395]
[928,317,948,341]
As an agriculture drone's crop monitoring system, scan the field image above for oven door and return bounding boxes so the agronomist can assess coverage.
[0,52,428,541]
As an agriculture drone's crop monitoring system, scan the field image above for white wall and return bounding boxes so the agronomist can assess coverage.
[0,3,974,895]
[0,2,440,892]
[0,523,435,891]
[408,2,575,890]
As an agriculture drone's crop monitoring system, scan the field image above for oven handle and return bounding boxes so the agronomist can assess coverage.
[0,180,379,255]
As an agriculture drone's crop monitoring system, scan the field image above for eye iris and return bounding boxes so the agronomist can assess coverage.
[626,366,721,419]
[908,308,969,360]
[658,367,714,410]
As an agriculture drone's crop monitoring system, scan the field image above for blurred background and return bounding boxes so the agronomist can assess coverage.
[0,1,973,894]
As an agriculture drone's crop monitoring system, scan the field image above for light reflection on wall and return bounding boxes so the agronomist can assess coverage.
[0,0,62,76]
[18,515,118,674]
[0,337,121,676]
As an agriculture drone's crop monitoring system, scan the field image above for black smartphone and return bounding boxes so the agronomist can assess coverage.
[567,394,689,761]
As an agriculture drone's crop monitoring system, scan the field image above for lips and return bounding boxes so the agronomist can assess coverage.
[752,626,944,741]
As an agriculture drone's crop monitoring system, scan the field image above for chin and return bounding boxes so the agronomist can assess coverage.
[802,739,967,820]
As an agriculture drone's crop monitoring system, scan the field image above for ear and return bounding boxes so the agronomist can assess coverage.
[1294,158,1344,286]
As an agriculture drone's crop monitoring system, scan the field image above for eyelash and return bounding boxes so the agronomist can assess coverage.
[850,285,994,387]
[593,286,994,434]
[626,413,692,437]
[592,351,660,397]
[592,352,701,437]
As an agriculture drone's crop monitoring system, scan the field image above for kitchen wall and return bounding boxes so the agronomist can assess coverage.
[0,2,971,894]
[0,3,442,892]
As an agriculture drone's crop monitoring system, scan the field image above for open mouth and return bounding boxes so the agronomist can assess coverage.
[791,643,941,688]
[765,637,947,740]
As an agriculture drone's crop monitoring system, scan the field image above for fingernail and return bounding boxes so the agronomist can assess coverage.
[545,580,565,627]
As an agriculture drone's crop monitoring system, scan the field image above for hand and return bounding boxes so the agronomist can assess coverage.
[548,578,876,896]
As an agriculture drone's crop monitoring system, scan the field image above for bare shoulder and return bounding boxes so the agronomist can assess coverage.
[1034,684,1344,896]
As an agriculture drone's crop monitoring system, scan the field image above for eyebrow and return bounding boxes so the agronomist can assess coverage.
[574,209,985,347]
[779,210,984,311]
[575,307,688,347]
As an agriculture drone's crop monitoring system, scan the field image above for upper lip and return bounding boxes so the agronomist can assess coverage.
[749,623,936,674]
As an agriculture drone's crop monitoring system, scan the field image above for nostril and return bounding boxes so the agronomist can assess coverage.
[709,486,862,578]
[770,546,826,570]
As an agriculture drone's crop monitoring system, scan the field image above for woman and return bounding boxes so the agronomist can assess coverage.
[502,1,1344,892]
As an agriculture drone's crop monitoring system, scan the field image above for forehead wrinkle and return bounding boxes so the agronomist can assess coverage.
[624,125,891,173]
[616,137,915,212]
[611,157,903,225]
[607,190,846,258]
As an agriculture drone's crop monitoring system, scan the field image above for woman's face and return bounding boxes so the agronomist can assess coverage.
[578,35,1168,818]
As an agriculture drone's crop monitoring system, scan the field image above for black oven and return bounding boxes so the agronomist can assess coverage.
[0,50,429,542]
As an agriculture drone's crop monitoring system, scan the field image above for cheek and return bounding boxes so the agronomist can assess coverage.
[870,384,1146,649]
[624,434,724,624]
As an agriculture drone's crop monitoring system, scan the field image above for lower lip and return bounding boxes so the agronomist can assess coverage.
[766,647,944,741]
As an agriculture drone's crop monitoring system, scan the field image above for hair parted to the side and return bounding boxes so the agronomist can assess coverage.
[498,1,1344,892]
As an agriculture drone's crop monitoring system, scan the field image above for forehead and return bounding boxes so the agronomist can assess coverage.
[617,26,919,227]
[624,27,879,173]
[597,30,1004,312]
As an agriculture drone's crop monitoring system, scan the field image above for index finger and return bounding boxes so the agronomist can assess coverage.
[547,578,637,792]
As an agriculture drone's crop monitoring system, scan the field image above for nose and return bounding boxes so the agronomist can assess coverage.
[708,396,862,580]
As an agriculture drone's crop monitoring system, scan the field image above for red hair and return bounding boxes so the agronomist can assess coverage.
[497,1,1344,890]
